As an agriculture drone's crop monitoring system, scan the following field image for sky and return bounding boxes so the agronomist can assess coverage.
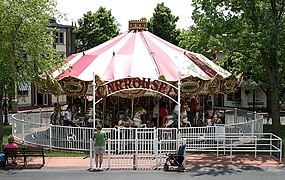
[56,0,194,32]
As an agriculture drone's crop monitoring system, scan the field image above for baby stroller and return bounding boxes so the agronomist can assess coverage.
[164,144,186,172]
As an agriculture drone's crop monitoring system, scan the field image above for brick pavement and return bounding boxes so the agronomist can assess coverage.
[2,154,284,170]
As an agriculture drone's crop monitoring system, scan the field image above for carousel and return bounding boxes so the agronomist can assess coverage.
[42,20,242,129]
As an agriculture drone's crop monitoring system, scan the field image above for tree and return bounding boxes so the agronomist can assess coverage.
[187,0,285,136]
[149,2,181,45]
[77,7,120,51]
[0,0,63,145]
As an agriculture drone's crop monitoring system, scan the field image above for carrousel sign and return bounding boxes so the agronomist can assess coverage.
[95,77,177,99]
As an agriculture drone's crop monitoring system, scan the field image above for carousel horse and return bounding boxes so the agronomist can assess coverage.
[117,108,147,128]
[117,114,132,128]
[163,111,191,128]
[50,103,63,125]
[131,108,147,128]
[204,110,224,126]
[193,111,203,126]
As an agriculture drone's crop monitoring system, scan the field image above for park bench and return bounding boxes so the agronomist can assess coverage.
[4,147,45,167]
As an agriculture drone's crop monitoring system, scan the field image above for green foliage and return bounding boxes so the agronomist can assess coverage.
[2,125,12,146]
[188,0,285,136]
[0,0,64,145]
[77,7,120,51]
[148,2,181,45]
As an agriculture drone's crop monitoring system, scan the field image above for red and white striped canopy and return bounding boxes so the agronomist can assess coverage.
[51,30,232,82]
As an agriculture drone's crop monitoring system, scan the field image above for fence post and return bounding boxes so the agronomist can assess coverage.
[254,136,257,159]
[269,133,272,156]
[21,119,25,142]
[280,138,282,163]
[108,139,111,169]
[216,139,219,158]
[117,128,121,153]
[133,138,138,170]
[39,107,42,126]
[90,138,93,169]
[155,138,158,169]
[230,138,233,161]
[49,125,52,149]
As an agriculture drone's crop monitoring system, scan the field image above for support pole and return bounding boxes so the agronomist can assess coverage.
[92,72,96,130]
[103,97,106,127]
[131,97,134,118]
[84,96,87,114]
[178,71,181,129]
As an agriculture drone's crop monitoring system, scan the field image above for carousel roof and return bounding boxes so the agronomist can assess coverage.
[52,30,231,82]
[45,21,241,96]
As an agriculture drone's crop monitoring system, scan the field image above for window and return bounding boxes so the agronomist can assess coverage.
[17,82,30,96]
[55,32,64,44]
[227,87,241,101]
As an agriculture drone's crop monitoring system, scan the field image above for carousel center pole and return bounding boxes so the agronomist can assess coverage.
[93,72,96,130]
[178,71,181,130]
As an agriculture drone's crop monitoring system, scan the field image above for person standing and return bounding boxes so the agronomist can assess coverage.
[187,98,197,126]
[152,103,159,127]
[93,125,107,170]
[159,102,167,127]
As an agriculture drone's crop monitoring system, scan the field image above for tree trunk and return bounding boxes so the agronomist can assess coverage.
[265,89,272,114]
[269,86,281,136]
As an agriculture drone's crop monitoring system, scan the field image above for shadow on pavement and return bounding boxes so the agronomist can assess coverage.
[187,166,264,177]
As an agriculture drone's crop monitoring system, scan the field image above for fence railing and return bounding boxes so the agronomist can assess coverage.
[88,138,187,169]
[87,133,282,169]
[11,108,282,168]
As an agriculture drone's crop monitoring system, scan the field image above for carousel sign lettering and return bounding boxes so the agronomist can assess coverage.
[96,78,177,98]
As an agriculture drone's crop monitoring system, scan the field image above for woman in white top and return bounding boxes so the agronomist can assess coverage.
[63,108,72,126]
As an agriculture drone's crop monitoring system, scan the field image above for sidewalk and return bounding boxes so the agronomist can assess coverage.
[3,154,284,170]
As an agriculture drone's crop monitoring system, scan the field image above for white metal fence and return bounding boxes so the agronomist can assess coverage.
[89,138,187,169]
[11,108,283,168]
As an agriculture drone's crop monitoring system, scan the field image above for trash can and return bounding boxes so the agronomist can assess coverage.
[11,99,18,113]
[0,152,6,167]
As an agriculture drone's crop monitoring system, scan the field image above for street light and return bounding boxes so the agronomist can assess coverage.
[3,84,9,125]
[251,81,258,113]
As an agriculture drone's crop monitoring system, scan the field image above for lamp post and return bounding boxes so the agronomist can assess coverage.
[3,84,9,125]
[252,88,256,113]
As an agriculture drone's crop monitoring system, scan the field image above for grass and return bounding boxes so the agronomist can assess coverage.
[263,124,285,158]
[263,124,285,137]
[44,149,88,157]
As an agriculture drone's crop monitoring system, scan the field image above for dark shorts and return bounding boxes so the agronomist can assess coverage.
[95,146,105,154]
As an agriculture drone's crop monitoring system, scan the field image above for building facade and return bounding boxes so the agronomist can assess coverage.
[16,19,77,110]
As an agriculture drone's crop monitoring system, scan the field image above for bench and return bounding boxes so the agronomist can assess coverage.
[4,147,45,167]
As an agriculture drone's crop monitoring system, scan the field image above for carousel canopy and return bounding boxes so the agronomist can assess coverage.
[45,20,241,97]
